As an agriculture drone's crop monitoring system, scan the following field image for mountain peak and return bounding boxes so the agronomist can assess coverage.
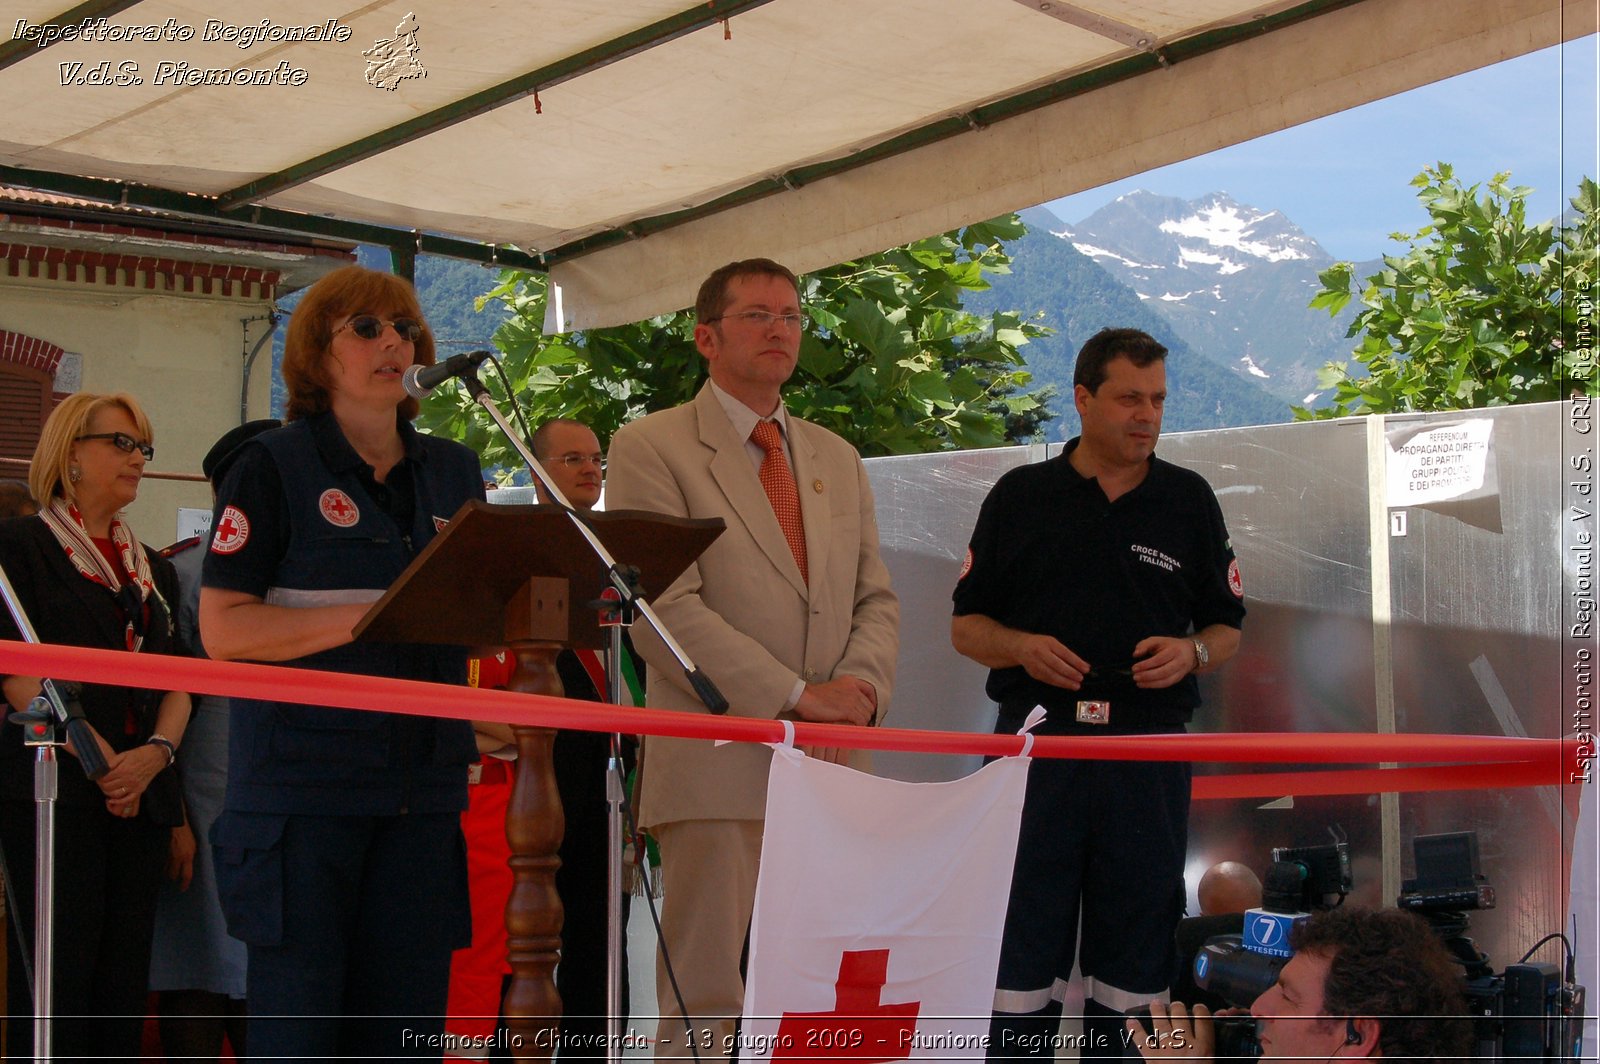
[1156,196,1314,264]
[1063,190,1328,274]
[1036,189,1356,405]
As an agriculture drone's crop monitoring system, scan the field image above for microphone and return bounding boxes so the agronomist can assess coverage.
[402,350,493,397]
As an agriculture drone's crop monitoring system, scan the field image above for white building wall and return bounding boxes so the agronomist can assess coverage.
[0,271,276,546]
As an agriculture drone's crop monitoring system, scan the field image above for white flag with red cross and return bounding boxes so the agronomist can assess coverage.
[738,744,1029,1063]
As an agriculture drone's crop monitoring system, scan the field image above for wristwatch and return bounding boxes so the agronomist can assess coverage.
[147,733,177,767]
[1191,638,1210,673]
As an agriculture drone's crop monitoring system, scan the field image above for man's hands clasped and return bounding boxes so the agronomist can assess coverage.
[1011,633,1200,692]
[793,675,877,764]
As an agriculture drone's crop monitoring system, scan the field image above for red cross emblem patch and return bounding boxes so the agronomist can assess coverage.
[1228,558,1244,598]
[319,489,360,528]
[210,506,250,555]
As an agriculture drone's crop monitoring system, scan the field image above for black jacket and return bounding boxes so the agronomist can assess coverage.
[0,514,187,823]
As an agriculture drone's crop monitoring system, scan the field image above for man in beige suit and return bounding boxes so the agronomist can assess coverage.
[606,259,899,1060]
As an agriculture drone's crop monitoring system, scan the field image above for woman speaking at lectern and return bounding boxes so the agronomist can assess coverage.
[200,265,485,1059]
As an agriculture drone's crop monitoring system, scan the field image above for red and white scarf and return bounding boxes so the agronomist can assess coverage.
[39,496,158,651]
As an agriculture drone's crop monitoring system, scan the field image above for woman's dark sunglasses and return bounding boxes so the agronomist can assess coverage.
[76,432,154,461]
[335,315,425,342]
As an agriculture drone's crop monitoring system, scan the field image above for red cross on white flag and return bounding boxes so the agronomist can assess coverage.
[739,746,1028,1063]
[771,949,919,1062]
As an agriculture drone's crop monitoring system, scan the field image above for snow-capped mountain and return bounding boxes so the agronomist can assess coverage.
[963,207,1297,433]
[1052,191,1366,404]
[1066,191,1324,274]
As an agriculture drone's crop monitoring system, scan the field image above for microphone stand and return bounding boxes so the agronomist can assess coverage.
[417,363,726,1063]
[601,598,632,1063]
[1,559,110,1064]
[438,368,727,717]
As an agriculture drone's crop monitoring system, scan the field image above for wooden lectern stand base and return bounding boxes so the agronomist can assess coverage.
[352,501,724,1061]
[503,640,565,1062]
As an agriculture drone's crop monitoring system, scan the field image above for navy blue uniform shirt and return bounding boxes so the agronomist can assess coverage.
[953,438,1244,732]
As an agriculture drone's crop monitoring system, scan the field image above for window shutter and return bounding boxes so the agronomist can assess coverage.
[0,362,51,465]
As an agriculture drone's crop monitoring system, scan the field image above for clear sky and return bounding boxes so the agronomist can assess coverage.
[1044,37,1598,262]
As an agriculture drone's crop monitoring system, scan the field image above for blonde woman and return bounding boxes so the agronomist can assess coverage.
[0,392,191,1059]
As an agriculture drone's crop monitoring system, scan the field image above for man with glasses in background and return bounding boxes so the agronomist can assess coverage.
[533,418,644,1059]
[533,419,605,509]
[606,259,899,1060]
[952,327,1245,1059]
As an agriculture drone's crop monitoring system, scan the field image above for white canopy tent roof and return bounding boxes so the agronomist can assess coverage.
[2,0,1592,328]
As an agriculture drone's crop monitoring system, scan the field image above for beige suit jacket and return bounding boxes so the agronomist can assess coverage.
[605,384,899,827]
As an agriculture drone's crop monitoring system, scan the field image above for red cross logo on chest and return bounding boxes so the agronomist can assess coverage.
[319,489,360,527]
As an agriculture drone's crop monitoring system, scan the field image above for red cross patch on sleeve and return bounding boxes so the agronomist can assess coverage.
[210,506,250,554]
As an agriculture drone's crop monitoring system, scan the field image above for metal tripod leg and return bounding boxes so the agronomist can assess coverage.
[33,744,59,1064]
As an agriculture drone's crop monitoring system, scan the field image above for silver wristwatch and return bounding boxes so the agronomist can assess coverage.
[1191,638,1210,673]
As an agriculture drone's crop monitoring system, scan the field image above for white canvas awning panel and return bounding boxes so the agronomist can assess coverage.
[2,0,1592,328]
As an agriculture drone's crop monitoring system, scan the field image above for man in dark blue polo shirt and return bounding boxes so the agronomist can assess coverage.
[952,327,1245,1060]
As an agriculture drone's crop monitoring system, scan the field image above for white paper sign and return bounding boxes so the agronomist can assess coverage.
[175,506,212,541]
[1385,420,1495,507]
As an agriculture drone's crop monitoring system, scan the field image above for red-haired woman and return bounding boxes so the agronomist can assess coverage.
[200,265,485,1058]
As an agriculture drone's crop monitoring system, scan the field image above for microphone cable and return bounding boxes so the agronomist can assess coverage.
[611,752,704,1063]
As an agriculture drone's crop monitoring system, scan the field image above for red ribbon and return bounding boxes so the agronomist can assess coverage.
[1,640,1578,799]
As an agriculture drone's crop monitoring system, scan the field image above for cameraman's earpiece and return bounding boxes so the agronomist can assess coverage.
[1344,1017,1362,1045]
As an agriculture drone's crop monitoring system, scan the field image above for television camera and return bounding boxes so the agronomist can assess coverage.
[1398,831,1583,1063]
[1146,831,1584,1061]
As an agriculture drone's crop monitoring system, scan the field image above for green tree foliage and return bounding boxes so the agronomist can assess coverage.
[417,217,1054,471]
[1298,165,1598,419]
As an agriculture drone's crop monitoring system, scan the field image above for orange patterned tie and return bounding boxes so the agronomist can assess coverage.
[751,419,808,585]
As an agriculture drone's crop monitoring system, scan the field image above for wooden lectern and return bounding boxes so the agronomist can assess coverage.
[356,499,722,1061]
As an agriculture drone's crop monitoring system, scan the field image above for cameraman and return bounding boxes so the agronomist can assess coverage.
[1129,907,1471,1061]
